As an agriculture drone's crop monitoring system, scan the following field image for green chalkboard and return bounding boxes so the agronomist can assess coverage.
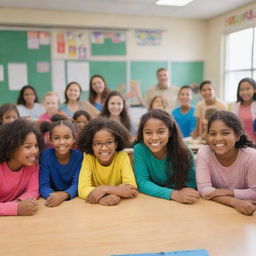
[89,61,127,91]
[171,61,204,86]
[130,61,168,95]
[0,31,51,105]
[91,31,126,56]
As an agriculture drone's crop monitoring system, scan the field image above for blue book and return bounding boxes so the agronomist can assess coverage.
[112,249,209,256]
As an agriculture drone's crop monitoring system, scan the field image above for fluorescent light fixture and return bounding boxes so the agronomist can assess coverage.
[156,0,194,6]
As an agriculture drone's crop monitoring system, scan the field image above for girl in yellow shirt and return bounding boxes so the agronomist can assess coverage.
[78,118,137,206]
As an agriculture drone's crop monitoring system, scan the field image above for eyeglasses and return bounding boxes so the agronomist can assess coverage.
[93,140,116,149]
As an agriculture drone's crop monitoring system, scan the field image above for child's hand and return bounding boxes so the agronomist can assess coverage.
[45,192,69,207]
[233,199,256,216]
[204,189,234,199]
[87,186,107,203]
[117,184,138,198]
[17,198,39,216]
[98,195,121,206]
[171,188,200,204]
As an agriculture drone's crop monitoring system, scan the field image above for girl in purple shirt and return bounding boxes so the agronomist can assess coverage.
[196,111,256,216]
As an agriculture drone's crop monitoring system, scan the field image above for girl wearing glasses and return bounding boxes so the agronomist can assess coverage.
[78,118,137,206]
[134,109,199,203]
[39,120,83,207]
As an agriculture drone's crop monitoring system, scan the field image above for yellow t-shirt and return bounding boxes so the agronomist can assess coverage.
[78,151,137,199]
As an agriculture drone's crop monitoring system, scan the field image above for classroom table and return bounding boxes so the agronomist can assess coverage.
[1,193,256,256]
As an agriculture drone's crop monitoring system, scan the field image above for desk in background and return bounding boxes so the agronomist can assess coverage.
[1,194,256,256]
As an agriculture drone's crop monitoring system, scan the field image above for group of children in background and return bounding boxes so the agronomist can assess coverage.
[0,76,256,216]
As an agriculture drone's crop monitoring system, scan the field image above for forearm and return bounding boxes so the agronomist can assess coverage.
[211,196,237,208]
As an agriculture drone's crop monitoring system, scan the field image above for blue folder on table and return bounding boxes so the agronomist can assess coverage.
[112,249,209,256]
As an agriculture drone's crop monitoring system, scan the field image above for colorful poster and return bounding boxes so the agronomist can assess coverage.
[39,32,50,45]
[27,31,39,49]
[135,29,162,46]
[53,31,88,59]
[91,31,104,44]
[225,8,256,27]
[111,31,125,43]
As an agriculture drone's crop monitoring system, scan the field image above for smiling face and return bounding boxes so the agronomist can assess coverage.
[2,110,19,124]
[143,118,169,159]
[200,83,215,101]
[239,81,256,104]
[23,88,36,106]
[50,125,75,159]
[151,97,165,110]
[44,95,59,115]
[66,83,81,102]
[108,95,124,117]
[92,129,117,166]
[157,70,169,89]
[178,88,192,107]
[208,120,240,158]
[7,132,39,171]
[91,77,105,95]
[75,115,89,132]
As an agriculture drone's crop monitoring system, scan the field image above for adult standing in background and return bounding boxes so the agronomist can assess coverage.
[144,68,179,112]
[60,81,99,119]
[17,85,45,120]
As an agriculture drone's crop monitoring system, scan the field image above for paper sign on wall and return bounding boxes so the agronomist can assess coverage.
[8,63,28,90]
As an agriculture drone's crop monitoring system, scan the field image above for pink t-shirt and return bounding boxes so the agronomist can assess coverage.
[238,104,255,141]
[39,112,51,122]
[0,162,39,216]
[196,145,256,200]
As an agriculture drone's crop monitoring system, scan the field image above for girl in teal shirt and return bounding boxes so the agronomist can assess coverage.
[134,109,199,203]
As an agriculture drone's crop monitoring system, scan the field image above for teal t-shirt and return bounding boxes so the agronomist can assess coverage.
[133,143,196,200]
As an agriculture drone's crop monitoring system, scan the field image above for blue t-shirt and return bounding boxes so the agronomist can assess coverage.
[172,106,196,137]
[39,148,83,199]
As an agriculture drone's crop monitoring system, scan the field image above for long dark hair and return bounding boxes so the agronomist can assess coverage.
[64,82,82,104]
[101,91,131,131]
[17,85,40,105]
[0,103,20,123]
[135,109,193,190]
[88,75,110,105]
[208,111,256,149]
[236,77,256,103]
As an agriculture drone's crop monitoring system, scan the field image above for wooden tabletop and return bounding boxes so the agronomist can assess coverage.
[1,193,256,256]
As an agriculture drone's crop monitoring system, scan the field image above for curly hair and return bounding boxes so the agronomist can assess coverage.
[0,119,44,163]
[88,75,110,105]
[78,117,131,154]
[100,91,131,131]
[135,109,193,190]
[73,110,91,122]
[207,110,256,149]
[17,85,40,105]
[0,103,20,123]
[236,77,256,103]
[64,82,82,104]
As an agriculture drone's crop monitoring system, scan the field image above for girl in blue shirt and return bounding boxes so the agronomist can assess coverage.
[134,109,199,203]
[39,120,83,207]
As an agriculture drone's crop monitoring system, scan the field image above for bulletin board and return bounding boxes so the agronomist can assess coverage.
[0,30,51,104]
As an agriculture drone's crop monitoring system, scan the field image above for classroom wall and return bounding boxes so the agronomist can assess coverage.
[0,8,207,61]
[206,2,256,97]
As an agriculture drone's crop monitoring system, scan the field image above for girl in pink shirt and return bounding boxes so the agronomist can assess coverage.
[196,111,256,216]
[231,78,256,142]
[0,119,44,216]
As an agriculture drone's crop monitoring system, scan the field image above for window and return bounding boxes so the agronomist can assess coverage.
[224,27,255,102]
